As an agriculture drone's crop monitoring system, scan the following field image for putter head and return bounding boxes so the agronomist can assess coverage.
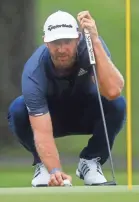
[91,181,117,186]
[102,181,117,186]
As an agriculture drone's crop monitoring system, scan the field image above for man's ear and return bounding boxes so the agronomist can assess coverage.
[45,42,48,47]
[42,35,45,42]
[42,35,46,43]
[42,35,48,47]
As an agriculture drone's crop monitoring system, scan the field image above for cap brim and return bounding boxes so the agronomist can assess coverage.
[44,33,79,42]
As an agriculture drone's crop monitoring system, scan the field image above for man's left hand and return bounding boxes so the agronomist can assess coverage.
[77,11,99,42]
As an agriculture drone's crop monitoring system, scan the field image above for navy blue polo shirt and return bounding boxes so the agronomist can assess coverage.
[22,34,111,116]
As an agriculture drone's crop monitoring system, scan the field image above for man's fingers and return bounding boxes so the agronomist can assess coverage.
[77,11,92,22]
[48,172,72,186]
[78,11,91,19]
[51,175,59,186]
[80,18,94,30]
[61,173,72,182]
[55,172,64,186]
[49,174,59,186]
[77,13,95,32]
[80,18,95,25]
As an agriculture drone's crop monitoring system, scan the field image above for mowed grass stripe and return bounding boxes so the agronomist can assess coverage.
[0,186,139,195]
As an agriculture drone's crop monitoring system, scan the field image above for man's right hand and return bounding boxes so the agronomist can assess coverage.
[48,171,72,186]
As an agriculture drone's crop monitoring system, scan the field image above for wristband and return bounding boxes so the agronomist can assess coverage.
[50,168,61,174]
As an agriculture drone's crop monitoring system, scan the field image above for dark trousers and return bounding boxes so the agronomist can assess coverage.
[7,90,126,166]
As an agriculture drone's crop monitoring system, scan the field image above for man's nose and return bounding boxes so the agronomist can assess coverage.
[57,44,66,53]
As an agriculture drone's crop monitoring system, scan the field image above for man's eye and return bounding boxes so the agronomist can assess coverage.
[55,41,60,45]
[51,40,59,45]
[64,39,71,44]
[51,39,72,45]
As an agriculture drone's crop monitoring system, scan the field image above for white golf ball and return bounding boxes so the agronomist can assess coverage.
[63,179,72,186]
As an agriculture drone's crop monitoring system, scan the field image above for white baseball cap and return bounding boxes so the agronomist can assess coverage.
[43,10,79,42]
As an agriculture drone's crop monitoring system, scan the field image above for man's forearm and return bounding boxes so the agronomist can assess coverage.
[34,131,62,172]
[92,38,124,99]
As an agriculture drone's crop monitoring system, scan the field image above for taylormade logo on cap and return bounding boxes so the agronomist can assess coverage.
[48,24,73,31]
[43,10,79,42]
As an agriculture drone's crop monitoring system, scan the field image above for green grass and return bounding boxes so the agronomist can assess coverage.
[0,192,139,202]
[34,0,139,157]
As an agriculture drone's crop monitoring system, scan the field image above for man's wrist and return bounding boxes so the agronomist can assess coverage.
[91,37,101,46]
[50,168,62,174]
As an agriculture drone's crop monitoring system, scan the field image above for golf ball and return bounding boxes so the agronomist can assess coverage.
[63,179,72,186]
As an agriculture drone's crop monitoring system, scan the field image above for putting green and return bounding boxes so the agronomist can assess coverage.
[0,187,139,202]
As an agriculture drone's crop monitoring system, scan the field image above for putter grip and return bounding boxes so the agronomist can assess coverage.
[84,28,96,65]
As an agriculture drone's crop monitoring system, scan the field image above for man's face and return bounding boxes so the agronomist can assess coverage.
[46,38,79,75]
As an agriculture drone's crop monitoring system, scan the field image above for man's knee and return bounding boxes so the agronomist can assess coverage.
[106,96,126,133]
[111,96,126,119]
[8,96,29,133]
[102,96,126,132]
[8,95,27,117]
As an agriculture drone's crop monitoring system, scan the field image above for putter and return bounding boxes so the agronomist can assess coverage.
[84,28,117,186]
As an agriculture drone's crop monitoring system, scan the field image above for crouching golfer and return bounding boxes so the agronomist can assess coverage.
[7,10,126,187]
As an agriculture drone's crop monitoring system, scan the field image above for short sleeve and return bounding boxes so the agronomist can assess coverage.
[22,75,49,117]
